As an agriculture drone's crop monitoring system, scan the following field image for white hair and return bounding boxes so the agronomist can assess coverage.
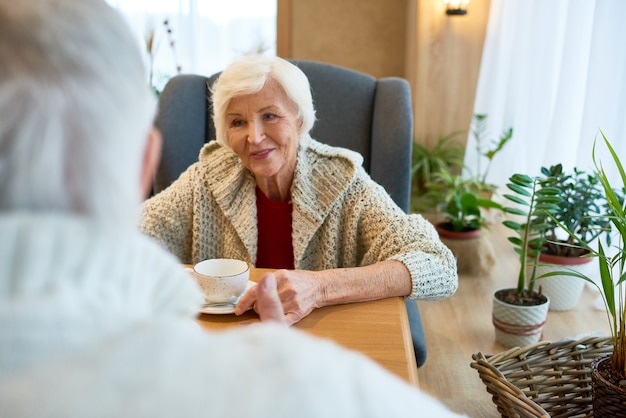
[211,55,316,150]
[0,0,156,224]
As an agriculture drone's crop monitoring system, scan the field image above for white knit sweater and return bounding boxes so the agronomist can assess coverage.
[140,138,458,300]
[0,213,466,418]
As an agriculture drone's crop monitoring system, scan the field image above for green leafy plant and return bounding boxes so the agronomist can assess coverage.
[428,169,502,232]
[501,173,563,300]
[411,131,465,191]
[469,113,513,188]
[410,131,465,212]
[535,164,611,257]
[537,132,626,378]
[410,114,512,215]
[442,190,502,232]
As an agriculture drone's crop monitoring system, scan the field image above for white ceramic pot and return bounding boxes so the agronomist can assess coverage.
[492,289,550,348]
[533,253,594,311]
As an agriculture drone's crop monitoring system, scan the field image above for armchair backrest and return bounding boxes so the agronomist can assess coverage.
[153,60,414,212]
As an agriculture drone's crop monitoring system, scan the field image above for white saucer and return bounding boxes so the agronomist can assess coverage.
[199,303,238,315]
[199,280,255,315]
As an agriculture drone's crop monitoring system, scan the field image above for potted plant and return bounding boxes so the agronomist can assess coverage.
[493,172,563,348]
[531,163,611,310]
[427,168,503,276]
[410,131,465,213]
[429,169,502,238]
[411,113,512,215]
[537,133,626,414]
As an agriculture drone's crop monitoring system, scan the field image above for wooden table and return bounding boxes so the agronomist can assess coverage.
[415,222,611,417]
[195,268,419,387]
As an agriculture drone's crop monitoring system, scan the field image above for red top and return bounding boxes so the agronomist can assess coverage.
[255,187,295,269]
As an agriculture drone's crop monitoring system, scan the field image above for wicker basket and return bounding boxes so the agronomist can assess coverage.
[470,336,614,418]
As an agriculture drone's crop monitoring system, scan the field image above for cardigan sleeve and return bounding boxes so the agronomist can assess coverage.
[138,167,196,264]
[353,174,458,301]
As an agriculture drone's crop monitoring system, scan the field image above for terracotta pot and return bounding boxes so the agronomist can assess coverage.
[591,355,626,417]
[492,289,550,348]
[533,253,594,311]
[435,222,495,276]
[434,222,481,240]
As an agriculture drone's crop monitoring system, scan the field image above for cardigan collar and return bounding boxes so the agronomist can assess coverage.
[198,137,363,266]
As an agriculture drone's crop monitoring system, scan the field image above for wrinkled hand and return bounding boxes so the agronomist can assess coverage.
[235,269,322,325]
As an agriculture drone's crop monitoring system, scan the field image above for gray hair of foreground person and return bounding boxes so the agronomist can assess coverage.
[0,0,156,224]
[211,55,317,150]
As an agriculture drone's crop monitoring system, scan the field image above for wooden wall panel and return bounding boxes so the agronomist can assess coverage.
[408,0,490,148]
[280,0,408,79]
[277,0,491,149]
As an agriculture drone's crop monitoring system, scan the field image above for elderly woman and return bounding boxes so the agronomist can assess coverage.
[139,55,458,324]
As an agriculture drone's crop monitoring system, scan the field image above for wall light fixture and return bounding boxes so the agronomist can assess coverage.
[444,0,469,16]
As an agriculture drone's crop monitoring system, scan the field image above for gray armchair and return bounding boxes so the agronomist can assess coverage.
[153,60,427,367]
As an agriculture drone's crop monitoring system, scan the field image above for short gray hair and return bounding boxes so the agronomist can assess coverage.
[0,0,156,224]
[211,55,316,149]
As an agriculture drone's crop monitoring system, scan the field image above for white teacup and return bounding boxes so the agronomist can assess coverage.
[193,259,250,304]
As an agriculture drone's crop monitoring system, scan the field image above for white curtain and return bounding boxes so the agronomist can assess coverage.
[464,0,626,187]
[106,0,276,92]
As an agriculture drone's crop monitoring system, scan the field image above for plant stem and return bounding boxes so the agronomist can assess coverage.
[518,178,539,295]
[481,159,493,185]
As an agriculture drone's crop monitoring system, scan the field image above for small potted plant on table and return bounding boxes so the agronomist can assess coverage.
[494,172,563,348]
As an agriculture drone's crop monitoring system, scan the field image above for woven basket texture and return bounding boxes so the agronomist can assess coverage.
[591,356,626,417]
[470,336,614,418]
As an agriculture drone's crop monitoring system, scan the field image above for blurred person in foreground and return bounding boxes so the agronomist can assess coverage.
[140,54,458,325]
[0,0,466,416]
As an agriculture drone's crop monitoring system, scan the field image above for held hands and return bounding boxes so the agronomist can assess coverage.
[235,269,322,325]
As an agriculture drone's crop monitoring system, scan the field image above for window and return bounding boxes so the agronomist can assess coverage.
[106,0,277,92]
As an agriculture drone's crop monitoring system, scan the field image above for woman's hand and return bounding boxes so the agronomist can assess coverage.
[235,261,412,325]
[235,269,322,325]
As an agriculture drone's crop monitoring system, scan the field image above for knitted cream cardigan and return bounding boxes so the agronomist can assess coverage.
[140,137,458,300]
